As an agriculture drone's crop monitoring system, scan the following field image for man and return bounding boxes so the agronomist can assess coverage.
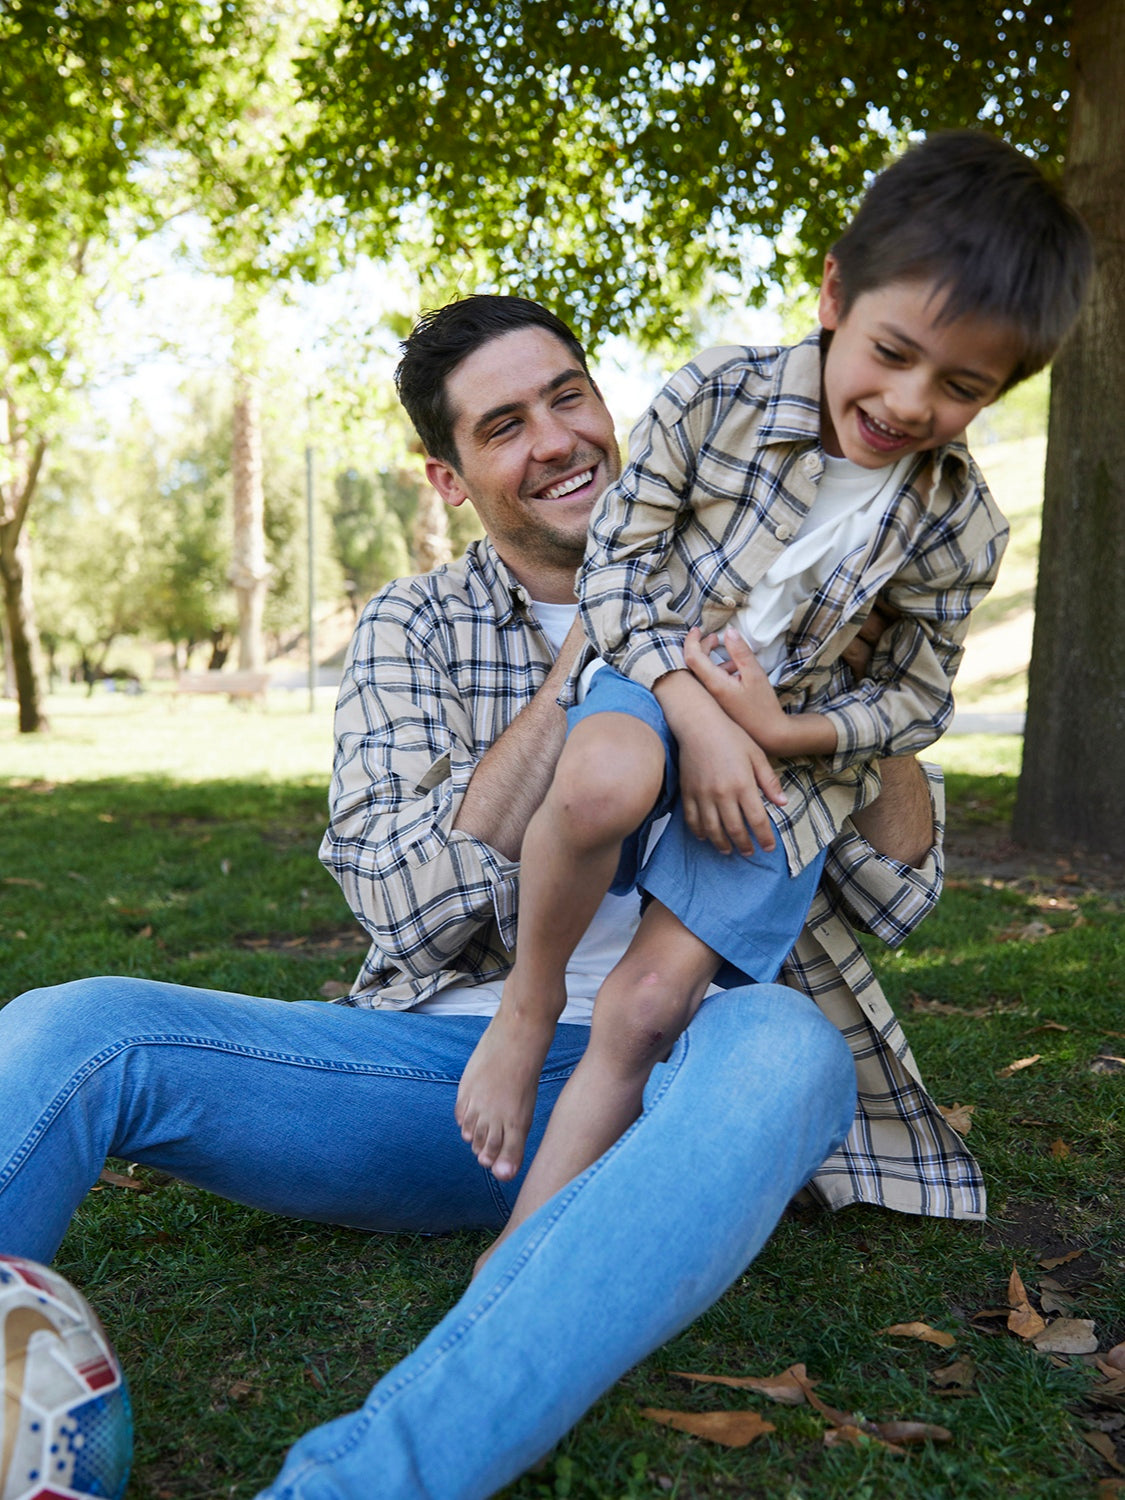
[0,296,980,1499]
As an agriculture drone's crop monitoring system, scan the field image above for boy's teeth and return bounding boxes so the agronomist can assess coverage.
[543,469,592,500]
[866,413,905,438]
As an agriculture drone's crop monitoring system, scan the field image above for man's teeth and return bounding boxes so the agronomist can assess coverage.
[542,469,593,500]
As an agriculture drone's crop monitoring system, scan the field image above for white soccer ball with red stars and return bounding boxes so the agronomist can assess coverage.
[0,1255,132,1500]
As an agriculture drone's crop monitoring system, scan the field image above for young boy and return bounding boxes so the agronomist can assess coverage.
[455,131,1092,1253]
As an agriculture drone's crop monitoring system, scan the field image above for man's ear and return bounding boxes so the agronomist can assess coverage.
[818,253,845,331]
[424,456,469,509]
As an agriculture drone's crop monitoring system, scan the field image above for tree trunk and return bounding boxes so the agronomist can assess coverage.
[0,607,15,699]
[1013,0,1125,858]
[229,369,271,672]
[411,477,453,574]
[0,417,49,733]
[0,524,49,732]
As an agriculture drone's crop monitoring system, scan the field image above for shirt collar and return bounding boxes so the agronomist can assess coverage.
[756,329,973,494]
[462,537,528,626]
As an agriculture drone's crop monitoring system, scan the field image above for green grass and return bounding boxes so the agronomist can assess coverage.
[2,702,1122,1499]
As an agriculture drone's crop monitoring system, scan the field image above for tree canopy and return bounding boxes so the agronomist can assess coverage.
[294,1,1071,347]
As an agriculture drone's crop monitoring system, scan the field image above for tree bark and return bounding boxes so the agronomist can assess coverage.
[0,417,49,733]
[1014,0,1125,857]
[229,369,271,672]
[411,476,452,574]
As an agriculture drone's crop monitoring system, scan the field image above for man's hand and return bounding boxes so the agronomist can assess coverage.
[654,670,787,855]
[840,599,900,680]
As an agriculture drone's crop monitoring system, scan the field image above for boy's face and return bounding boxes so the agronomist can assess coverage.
[817,257,1023,468]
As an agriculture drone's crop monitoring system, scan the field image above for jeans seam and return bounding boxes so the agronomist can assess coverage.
[0,1036,465,1194]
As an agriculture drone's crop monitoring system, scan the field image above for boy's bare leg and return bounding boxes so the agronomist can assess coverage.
[475,900,720,1274]
[455,712,667,1182]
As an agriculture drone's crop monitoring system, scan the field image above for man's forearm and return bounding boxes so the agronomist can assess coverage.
[452,618,586,860]
[850,754,934,867]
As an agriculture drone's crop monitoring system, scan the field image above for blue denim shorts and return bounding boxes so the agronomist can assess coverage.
[566,664,825,985]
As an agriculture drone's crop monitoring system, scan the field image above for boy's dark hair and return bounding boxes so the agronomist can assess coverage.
[830,131,1093,389]
[395,294,592,467]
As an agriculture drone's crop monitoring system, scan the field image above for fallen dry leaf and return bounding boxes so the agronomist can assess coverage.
[2,875,45,888]
[881,1321,957,1349]
[937,1101,975,1136]
[824,1424,907,1456]
[1025,1021,1070,1034]
[1040,1289,1076,1315]
[671,1364,815,1405]
[97,1167,150,1193]
[1091,1056,1125,1075]
[1050,1137,1072,1158]
[1008,1265,1047,1341]
[872,1420,953,1445]
[997,1054,1042,1079]
[1106,1343,1125,1375]
[1095,1481,1125,1499]
[909,995,992,1019]
[1033,1318,1099,1355]
[1039,1247,1088,1270]
[931,1357,977,1393]
[639,1408,774,1447]
[1084,1429,1125,1473]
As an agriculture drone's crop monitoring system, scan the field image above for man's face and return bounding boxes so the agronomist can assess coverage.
[818,258,1023,468]
[425,327,620,598]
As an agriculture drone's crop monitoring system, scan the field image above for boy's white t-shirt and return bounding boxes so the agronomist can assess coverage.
[735,452,914,680]
[413,597,642,1024]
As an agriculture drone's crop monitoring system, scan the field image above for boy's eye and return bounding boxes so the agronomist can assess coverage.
[948,382,982,402]
[874,343,906,363]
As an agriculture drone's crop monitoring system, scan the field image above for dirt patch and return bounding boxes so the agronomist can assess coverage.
[944,814,1125,903]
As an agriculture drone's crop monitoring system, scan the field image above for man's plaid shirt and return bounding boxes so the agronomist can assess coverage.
[321,540,985,1221]
[574,334,1008,873]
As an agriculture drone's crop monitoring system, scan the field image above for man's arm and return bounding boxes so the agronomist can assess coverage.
[452,616,585,860]
[321,578,571,978]
[849,753,934,868]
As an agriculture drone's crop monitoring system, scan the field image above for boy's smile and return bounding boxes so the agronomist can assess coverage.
[817,258,1025,469]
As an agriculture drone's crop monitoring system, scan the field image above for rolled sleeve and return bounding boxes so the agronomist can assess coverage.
[821,762,946,945]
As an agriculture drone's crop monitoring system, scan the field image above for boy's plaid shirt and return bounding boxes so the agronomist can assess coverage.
[321,540,984,1221]
[574,334,1009,874]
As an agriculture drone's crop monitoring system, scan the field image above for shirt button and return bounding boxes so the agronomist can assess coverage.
[775,522,793,541]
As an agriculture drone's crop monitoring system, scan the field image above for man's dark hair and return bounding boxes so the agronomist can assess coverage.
[395,295,592,468]
[830,131,1093,389]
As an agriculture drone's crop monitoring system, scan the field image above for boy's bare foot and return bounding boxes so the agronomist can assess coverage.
[455,1002,557,1181]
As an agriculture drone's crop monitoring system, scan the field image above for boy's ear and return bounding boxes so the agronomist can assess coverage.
[424,456,469,510]
[818,254,846,331]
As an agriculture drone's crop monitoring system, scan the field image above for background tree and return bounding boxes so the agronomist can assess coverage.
[0,0,254,730]
[293,1,1121,856]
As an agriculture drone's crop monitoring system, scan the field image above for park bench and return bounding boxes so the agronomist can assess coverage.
[175,670,270,703]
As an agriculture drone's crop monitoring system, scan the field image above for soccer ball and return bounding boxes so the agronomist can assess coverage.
[0,1255,132,1500]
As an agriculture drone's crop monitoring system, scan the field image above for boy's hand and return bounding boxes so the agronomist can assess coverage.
[683,628,790,746]
[684,628,837,758]
[654,670,786,855]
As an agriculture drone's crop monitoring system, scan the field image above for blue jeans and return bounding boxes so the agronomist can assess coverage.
[0,977,856,1499]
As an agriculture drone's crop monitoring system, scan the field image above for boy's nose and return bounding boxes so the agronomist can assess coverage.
[885,375,932,430]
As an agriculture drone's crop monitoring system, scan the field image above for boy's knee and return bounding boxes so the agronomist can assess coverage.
[551,720,663,841]
[590,968,695,1074]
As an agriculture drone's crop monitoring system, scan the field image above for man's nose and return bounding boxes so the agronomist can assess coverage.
[528,410,576,462]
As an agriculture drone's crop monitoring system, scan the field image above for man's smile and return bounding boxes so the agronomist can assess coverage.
[534,466,597,502]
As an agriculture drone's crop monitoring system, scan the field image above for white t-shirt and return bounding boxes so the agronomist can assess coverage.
[413,597,642,1023]
[734,453,913,679]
